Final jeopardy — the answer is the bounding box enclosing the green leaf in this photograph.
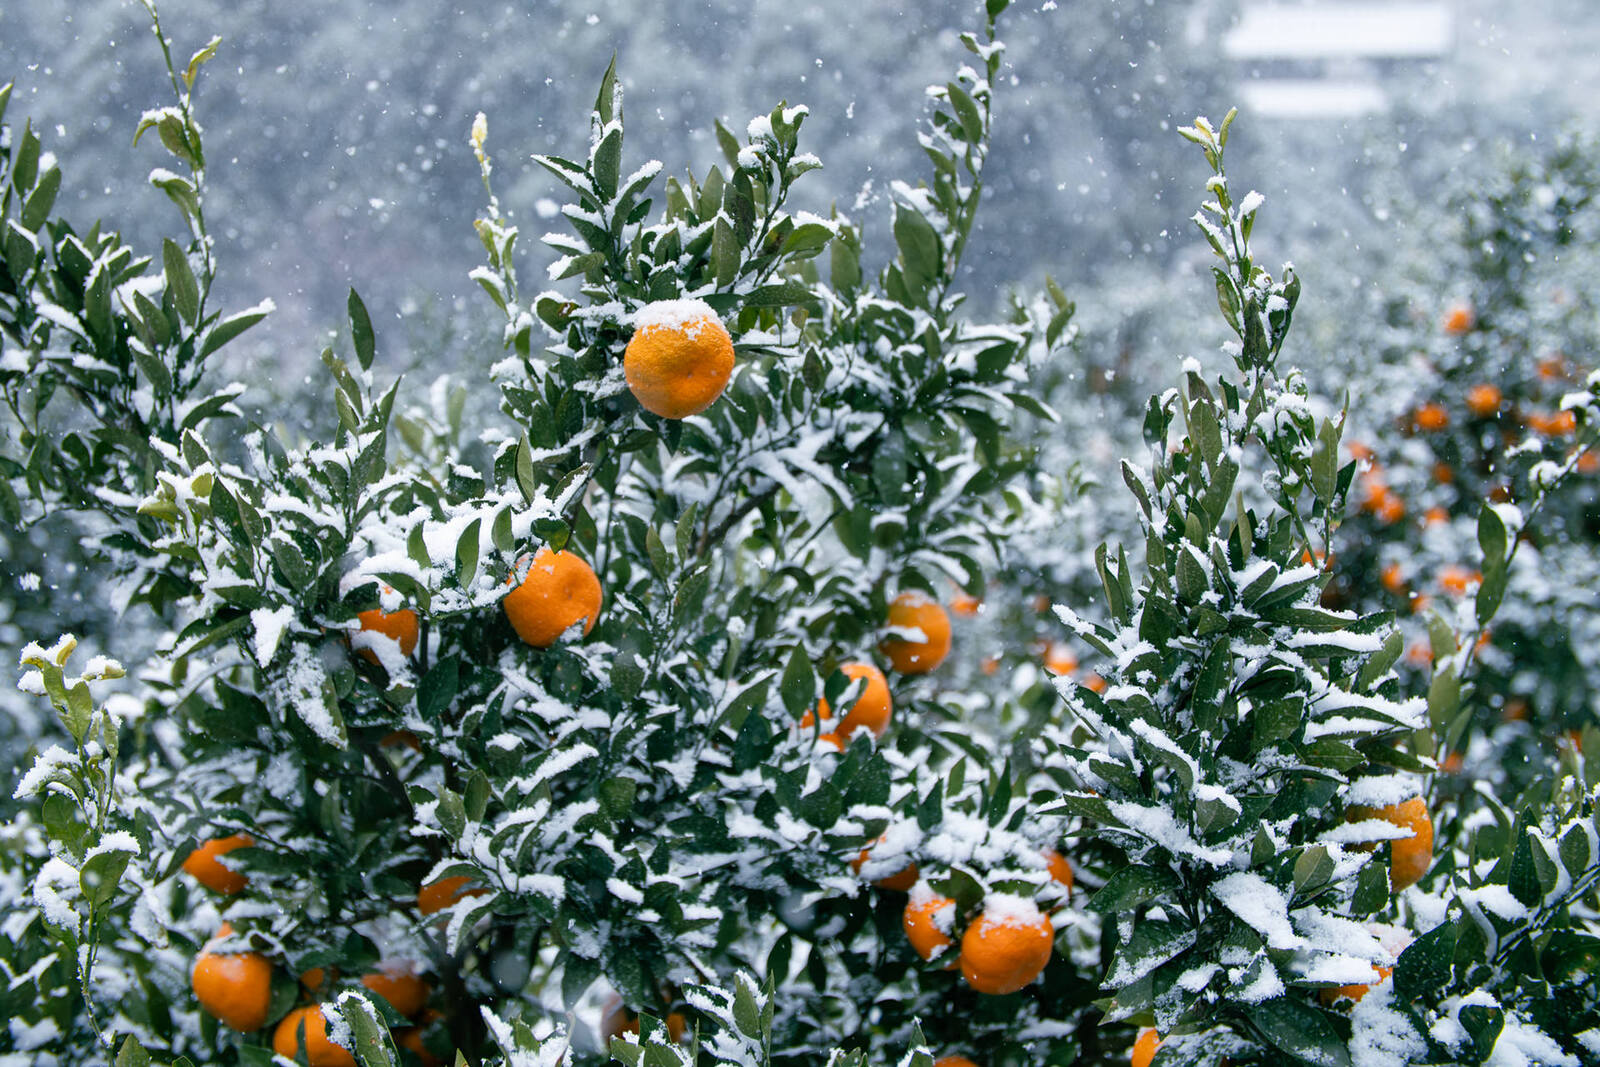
[339,994,400,1067]
[946,82,984,144]
[744,279,813,307]
[593,126,623,200]
[1247,998,1352,1067]
[1086,865,1181,914]
[184,36,223,89]
[780,646,815,721]
[436,786,466,840]
[80,844,132,906]
[733,979,762,1039]
[1506,830,1542,907]
[893,206,941,292]
[456,518,482,586]
[20,165,60,231]
[12,122,39,191]
[115,1035,152,1067]
[1458,1004,1503,1062]
[599,777,636,820]
[1393,920,1457,1003]
[198,304,271,360]
[348,288,376,371]
[1350,857,1391,916]
[418,657,459,722]
[1477,502,1508,567]
[712,217,739,289]
[515,434,538,502]
[162,239,200,325]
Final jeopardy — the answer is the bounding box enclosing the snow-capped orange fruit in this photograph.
[903,890,957,963]
[623,299,735,419]
[958,898,1054,995]
[503,548,602,648]
[182,833,254,895]
[802,662,893,740]
[881,592,951,674]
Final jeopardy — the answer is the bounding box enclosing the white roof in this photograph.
[1238,78,1390,119]
[1225,2,1455,60]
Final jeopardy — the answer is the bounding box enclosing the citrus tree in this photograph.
[0,2,1106,1065]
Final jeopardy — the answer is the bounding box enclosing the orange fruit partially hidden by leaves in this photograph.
[950,591,981,617]
[958,898,1054,995]
[274,1005,357,1067]
[1442,304,1474,334]
[903,890,957,963]
[1466,384,1502,417]
[935,1058,980,1067]
[362,960,431,1017]
[1347,796,1433,891]
[851,834,917,891]
[1438,565,1481,598]
[183,833,254,895]
[881,592,952,674]
[300,966,334,991]
[803,662,893,739]
[395,1019,447,1067]
[1131,1028,1162,1067]
[356,595,419,664]
[600,995,688,1044]
[1528,409,1578,436]
[1044,849,1073,893]
[417,875,487,916]
[1413,403,1450,433]
[1320,965,1393,1006]
[503,548,602,648]
[381,730,422,752]
[1043,643,1078,676]
[623,299,735,419]
[192,925,273,1033]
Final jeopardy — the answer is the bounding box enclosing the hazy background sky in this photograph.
[2,0,1597,380]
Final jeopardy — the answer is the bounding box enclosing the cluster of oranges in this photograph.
[892,850,1071,998]
[183,836,462,1063]
[800,591,952,749]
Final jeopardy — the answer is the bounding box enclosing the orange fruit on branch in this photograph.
[182,833,254,895]
[1442,304,1475,334]
[851,833,917,891]
[958,896,1054,995]
[1346,795,1433,891]
[395,1020,448,1067]
[623,299,735,419]
[1131,1028,1162,1067]
[1413,403,1450,433]
[503,548,602,648]
[417,875,487,916]
[361,960,431,1017]
[1042,643,1078,677]
[274,1005,357,1067]
[903,889,957,963]
[881,592,951,674]
[950,591,981,617]
[1465,383,1502,417]
[1044,849,1073,893]
[192,923,273,1032]
[356,588,419,664]
[803,662,893,740]
[935,1058,980,1067]
[1438,565,1480,598]
[1319,965,1393,1006]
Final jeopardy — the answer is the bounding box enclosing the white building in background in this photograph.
[1223,2,1456,118]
